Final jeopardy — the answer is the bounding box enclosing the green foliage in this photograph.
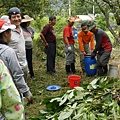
[31,77,120,120]
[95,14,107,31]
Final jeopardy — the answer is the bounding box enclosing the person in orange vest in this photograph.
[78,22,94,72]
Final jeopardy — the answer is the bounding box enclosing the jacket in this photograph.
[0,44,30,96]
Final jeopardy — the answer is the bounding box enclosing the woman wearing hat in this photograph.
[0,19,24,119]
[21,15,35,79]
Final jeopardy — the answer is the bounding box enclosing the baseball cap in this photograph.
[86,20,96,31]
[49,16,56,21]
[1,15,10,23]
[0,20,16,33]
[22,15,34,23]
[68,17,75,23]
[8,7,21,16]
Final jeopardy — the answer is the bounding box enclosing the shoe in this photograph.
[66,72,73,75]
[50,72,57,76]
[46,71,57,76]
[31,76,36,80]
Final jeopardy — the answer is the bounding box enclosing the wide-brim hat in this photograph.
[22,15,34,23]
[0,20,16,33]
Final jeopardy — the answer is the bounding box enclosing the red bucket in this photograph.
[68,75,81,88]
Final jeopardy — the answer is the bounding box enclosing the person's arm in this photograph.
[7,49,33,104]
[90,33,95,53]
[78,32,86,54]
[40,33,48,47]
[0,60,24,120]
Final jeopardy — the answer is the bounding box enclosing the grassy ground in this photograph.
[24,36,120,119]
[24,53,97,119]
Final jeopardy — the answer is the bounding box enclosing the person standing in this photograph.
[8,7,28,81]
[78,22,94,72]
[0,19,33,119]
[40,16,57,76]
[63,17,76,74]
[21,15,35,79]
[88,21,112,76]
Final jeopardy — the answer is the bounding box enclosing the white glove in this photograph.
[68,46,72,52]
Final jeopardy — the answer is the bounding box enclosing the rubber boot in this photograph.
[103,65,108,76]
[97,67,104,76]
[65,65,72,75]
[71,63,76,74]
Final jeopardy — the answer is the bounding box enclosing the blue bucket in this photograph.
[84,55,97,76]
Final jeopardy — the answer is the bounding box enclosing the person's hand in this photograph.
[68,46,72,52]
[26,94,33,106]
[91,52,96,59]
[44,42,48,47]
[82,52,86,55]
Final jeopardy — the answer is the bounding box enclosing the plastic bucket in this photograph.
[68,75,81,88]
[108,62,120,78]
[84,55,97,76]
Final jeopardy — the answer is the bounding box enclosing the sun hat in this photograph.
[1,15,10,23]
[0,20,16,33]
[8,7,21,16]
[68,16,75,23]
[21,15,34,23]
[49,16,56,21]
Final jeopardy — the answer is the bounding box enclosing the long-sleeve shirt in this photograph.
[93,28,112,54]
[0,59,24,120]
[0,44,30,97]
[78,30,94,52]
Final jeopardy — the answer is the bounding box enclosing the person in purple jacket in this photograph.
[87,21,112,76]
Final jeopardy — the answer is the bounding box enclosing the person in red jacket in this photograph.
[63,17,76,74]
[78,22,94,72]
[87,21,112,76]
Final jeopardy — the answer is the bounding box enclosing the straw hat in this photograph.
[22,15,34,23]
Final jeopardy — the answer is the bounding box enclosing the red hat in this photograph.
[0,20,16,33]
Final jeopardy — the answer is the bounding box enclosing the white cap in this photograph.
[0,20,16,33]
[1,15,10,23]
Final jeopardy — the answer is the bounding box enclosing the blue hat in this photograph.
[8,7,21,16]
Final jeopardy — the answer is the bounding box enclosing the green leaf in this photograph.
[89,112,96,120]
[59,95,68,106]
[58,110,73,120]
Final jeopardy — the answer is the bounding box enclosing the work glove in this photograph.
[68,46,72,52]
[91,52,96,59]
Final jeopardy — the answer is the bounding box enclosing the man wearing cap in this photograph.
[8,7,28,81]
[78,22,94,72]
[40,16,57,76]
[88,21,112,76]
[63,17,76,74]
[21,15,35,79]
[7,7,33,109]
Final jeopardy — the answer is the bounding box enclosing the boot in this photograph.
[103,65,108,76]
[97,67,104,76]
[65,65,72,75]
[71,63,76,74]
